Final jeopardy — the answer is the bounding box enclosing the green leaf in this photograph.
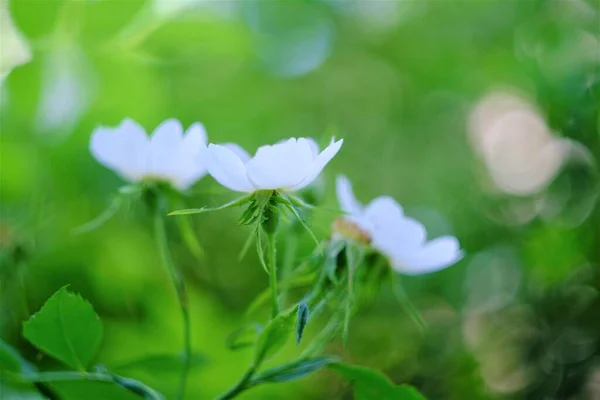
[330,363,427,400]
[251,356,338,385]
[0,338,29,373]
[225,324,262,351]
[325,239,346,284]
[110,352,207,375]
[167,195,252,216]
[296,303,309,345]
[23,287,103,371]
[94,366,166,400]
[253,306,298,365]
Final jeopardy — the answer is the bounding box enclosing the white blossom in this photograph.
[203,137,343,193]
[0,0,31,87]
[90,118,208,190]
[335,175,463,275]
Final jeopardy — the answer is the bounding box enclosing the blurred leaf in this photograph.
[109,352,207,375]
[23,287,103,371]
[251,356,338,385]
[0,379,46,400]
[49,380,142,400]
[0,338,31,373]
[94,366,166,400]
[254,306,298,365]
[296,302,309,345]
[330,363,427,400]
[326,239,346,284]
[245,274,314,317]
[226,324,262,351]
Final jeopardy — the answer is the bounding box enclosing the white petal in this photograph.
[223,143,251,163]
[173,123,209,189]
[371,215,428,264]
[364,196,404,227]
[245,138,313,190]
[90,118,149,182]
[336,175,363,215]
[206,144,254,192]
[391,236,463,275]
[292,138,343,190]
[306,138,319,156]
[183,122,208,149]
[149,119,184,178]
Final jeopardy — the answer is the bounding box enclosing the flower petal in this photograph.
[336,175,363,215]
[173,123,210,189]
[292,138,343,190]
[364,196,404,228]
[246,138,314,190]
[223,143,251,163]
[306,138,319,156]
[90,118,148,182]
[183,122,208,149]
[391,236,463,275]
[149,119,184,178]
[205,144,254,192]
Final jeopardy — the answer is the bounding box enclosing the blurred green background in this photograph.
[1,0,599,399]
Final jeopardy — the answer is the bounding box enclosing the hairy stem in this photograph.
[267,233,279,319]
[154,211,191,400]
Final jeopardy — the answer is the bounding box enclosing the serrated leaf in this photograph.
[330,363,427,400]
[251,356,338,385]
[110,352,207,375]
[23,287,103,371]
[296,303,309,345]
[253,306,298,365]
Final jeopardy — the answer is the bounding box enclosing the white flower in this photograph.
[90,118,208,190]
[203,137,343,193]
[335,175,463,275]
[0,0,31,88]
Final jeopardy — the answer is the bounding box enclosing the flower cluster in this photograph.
[90,117,463,275]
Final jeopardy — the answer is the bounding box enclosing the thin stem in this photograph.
[267,233,279,319]
[19,371,164,400]
[392,274,427,332]
[153,212,191,400]
[279,232,298,306]
[215,365,257,400]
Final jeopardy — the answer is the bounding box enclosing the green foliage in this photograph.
[295,302,309,345]
[0,338,30,373]
[226,324,262,351]
[330,363,427,400]
[253,306,298,365]
[22,287,103,371]
[251,356,338,385]
[110,353,207,376]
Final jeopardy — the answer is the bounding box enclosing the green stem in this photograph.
[153,212,191,400]
[19,371,164,400]
[267,233,279,319]
[215,365,257,400]
[279,233,298,306]
[392,274,427,332]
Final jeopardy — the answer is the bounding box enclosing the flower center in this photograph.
[332,218,371,244]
